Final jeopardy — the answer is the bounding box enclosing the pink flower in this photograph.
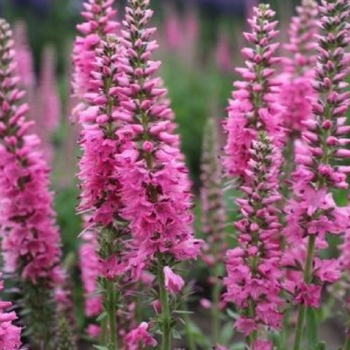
[0,274,21,350]
[72,0,119,99]
[12,21,35,88]
[284,0,350,307]
[253,339,272,350]
[0,19,62,286]
[283,0,318,76]
[234,317,257,336]
[224,133,283,336]
[115,0,201,276]
[87,324,101,338]
[314,258,341,283]
[223,4,282,179]
[124,322,157,350]
[200,298,212,309]
[164,10,182,51]
[163,266,184,294]
[214,32,232,73]
[34,46,61,162]
[278,75,315,138]
[294,283,321,308]
[75,34,132,283]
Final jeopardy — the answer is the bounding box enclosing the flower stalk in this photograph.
[157,258,171,350]
[292,234,316,350]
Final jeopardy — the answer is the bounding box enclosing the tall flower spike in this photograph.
[277,0,318,142]
[321,0,350,338]
[200,116,227,343]
[214,31,233,73]
[35,46,61,162]
[201,116,227,267]
[224,132,283,350]
[0,273,21,350]
[72,0,118,99]
[12,20,35,89]
[78,36,125,231]
[223,6,284,349]
[282,1,350,349]
[284,0,319,76]
[76,33,131,348]
[0,19,63,348]
[116,1,202,348]
[224,4,281,179]
[117,0,201,277]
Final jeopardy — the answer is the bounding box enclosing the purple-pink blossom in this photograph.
[224,5,284,342]
[277,0,318,142]
[115,0,201,276]
[72,0,119,99]
[283,0,350,308]
[0,274,21,350]
[224,4,282,179]
[224,133,283,336]
[163,266,185,294]
[124,322,157,350]
[0,19,62,286]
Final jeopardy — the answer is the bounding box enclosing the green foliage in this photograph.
[20,279,56,349]
[55,315,78,350]
[54,186,81,254]
[159,56,232,185]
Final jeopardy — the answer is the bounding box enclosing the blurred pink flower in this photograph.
[163,266,184,294]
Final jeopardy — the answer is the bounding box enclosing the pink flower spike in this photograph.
[72,0,119,99]
[224,132,283,337]
[0,18,63,287]
[224,3,282,179]
[116,0,202,276]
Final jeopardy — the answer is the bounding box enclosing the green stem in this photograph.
[100,316,107,346]
[157,259,171,350]
[293,304,306,350]
[292,234,316,350]
[211,270,221,344]
[107,279,117,350]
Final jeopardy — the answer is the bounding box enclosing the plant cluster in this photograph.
[0,0,350,350]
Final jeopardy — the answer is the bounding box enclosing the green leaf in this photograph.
[227,308,239,320]
[96,311,108,322]
[270,330,282,350]
[306,307,318,349]
[219,322,234,344]
[173,309,193,315]
[185,321,211,348]
[230,342,245,350]
[93,346,109,350]
[171,328,182,340]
